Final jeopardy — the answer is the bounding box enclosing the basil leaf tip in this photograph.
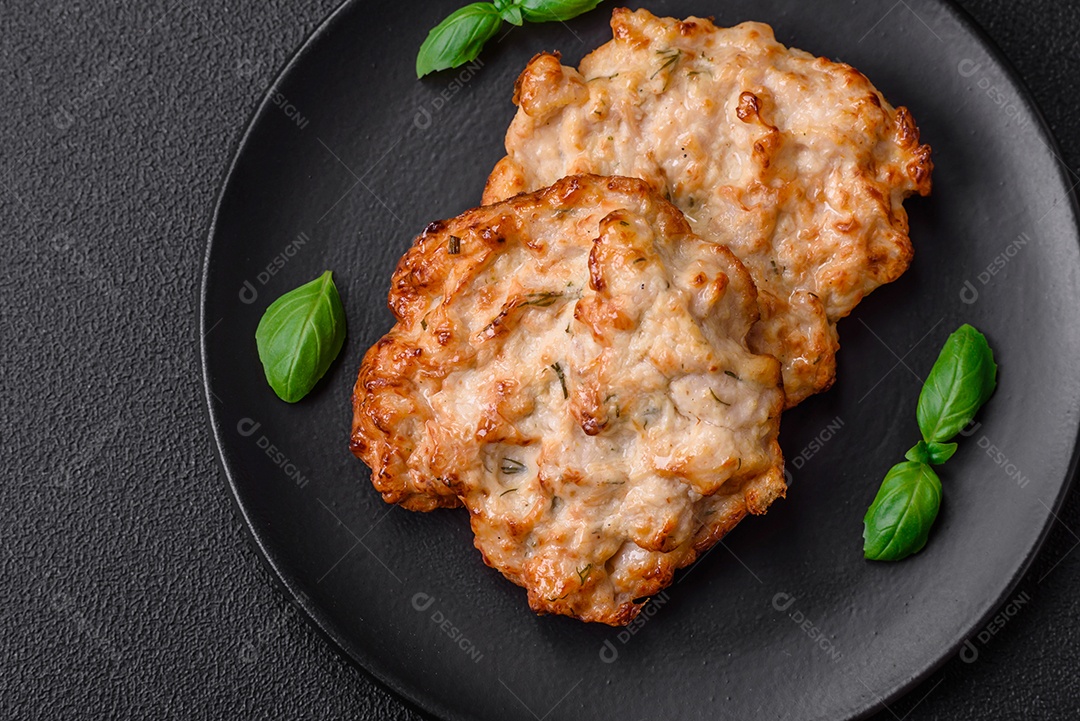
[916,323,997,444]
[255,270,347,403]
[863,461,942,561]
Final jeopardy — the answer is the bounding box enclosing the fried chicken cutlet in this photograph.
[350,175,785,624]
[484,9,932,406]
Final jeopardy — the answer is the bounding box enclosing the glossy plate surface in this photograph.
[202,1,1080,718]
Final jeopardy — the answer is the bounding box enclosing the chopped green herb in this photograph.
[651,49,681,79]
[448,235,461,254]
[709,388,730,406]
[551,362,568,398]
[576,564,593,585]
[500,458,526,474]
[724,370,740,380]
[524,291,562,307]
[500,488,518,496]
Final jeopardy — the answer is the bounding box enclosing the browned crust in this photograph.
[895,106,933,195]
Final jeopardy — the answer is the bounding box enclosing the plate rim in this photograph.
[197,2,458,719]
[199,1,1080,719]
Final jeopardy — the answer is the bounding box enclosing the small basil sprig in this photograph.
[255,270,346,403]
[863,324,997,561]
[416,0,603,77]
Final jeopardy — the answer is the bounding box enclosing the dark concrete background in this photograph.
[2,0,1078,718]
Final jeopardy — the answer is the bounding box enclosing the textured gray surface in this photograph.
[1,0,1078,719]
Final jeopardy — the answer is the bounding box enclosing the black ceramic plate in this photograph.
[201,1,1080,719]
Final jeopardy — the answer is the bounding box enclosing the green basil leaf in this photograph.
[917,324,997,443]
[519,0,603,23]
[494,0,524,25]
[416,3,503,77]
[255,270,346,403]
[863,461,942,561]
[904,441,930,464]
[926,441,957,464]
[905,440,958,465]
[503,6,524,24]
